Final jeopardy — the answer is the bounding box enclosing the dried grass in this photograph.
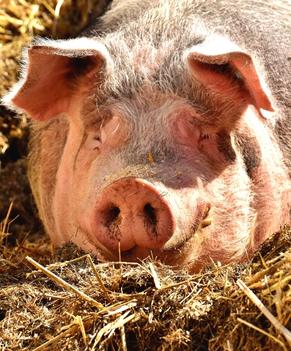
[1,205,290,350]
[0,1,290,350]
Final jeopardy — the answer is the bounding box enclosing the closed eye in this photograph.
[86,133,102,150]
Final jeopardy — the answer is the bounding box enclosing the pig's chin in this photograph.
[120,237,203,268]
[79,226,204,270]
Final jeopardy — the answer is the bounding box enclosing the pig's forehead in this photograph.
[85,70,214,131]
[98,21,206,99]
[107,93,189,118]
[95,48,209,118]
[92,85,209,123]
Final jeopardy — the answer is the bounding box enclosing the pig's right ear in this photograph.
[185,35,274,118]
[2,38,112,120]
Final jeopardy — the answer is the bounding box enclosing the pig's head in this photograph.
[3,33,289,271]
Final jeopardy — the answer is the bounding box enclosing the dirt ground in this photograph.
[0,1,290,350]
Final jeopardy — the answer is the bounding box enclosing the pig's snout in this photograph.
[93,178,175,252]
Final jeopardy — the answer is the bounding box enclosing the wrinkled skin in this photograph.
[3,0,291,271]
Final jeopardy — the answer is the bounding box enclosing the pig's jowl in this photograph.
[3,0,291,271]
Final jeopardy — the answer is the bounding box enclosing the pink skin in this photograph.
[49,96,287,270]
[3,38,290,271]
[85,176,210,253]
[51,100,211,260]
[92,177,175,251]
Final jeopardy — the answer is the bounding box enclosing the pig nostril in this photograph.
[144,203,157,225]
[104,206,120,226]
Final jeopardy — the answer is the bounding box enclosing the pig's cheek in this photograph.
[71,149,99,209]
[52,127,85,243]
[70,146,114,237]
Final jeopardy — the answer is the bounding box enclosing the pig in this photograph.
[2,0,291,271]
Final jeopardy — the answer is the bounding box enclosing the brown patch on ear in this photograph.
[67,56,105,81]
[67,56,97,77]
[187,35,274,114]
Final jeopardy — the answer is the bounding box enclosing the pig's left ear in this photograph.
[186,35,274,117]
[2,38,112,120]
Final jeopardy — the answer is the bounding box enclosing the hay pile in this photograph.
[0,220,290,350]
[0,1,290,350]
